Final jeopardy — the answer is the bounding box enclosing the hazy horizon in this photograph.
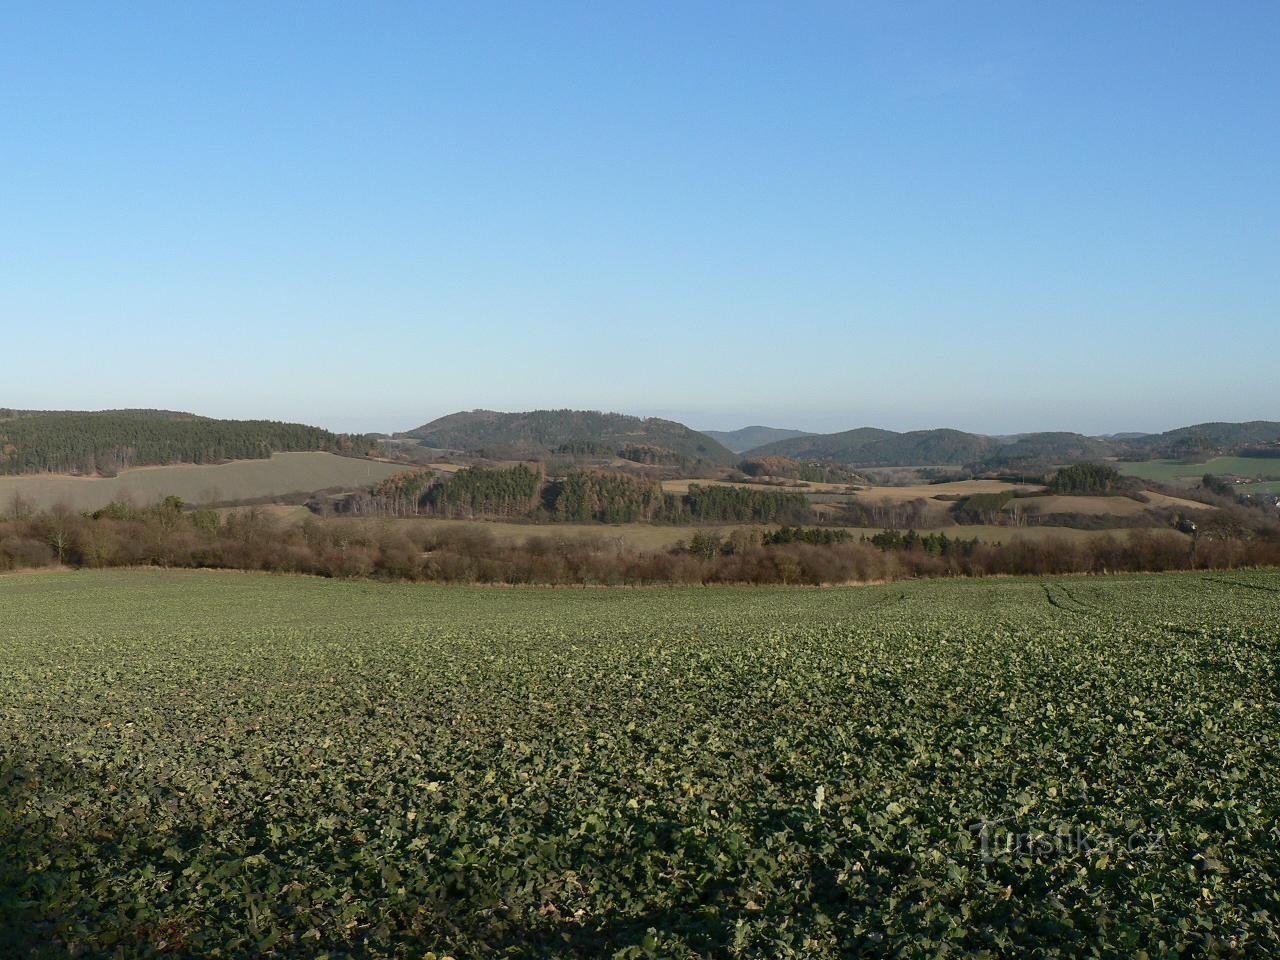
[5,397,1274,441]
[5,4,1276,435]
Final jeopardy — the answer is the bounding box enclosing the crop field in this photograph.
[0,453,405,511]
[1117,456,1280,484]
[1004,493,1213,518]
[2,570,1278,958]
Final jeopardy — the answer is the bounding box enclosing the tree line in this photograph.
[328,466,815,525]
[1047,463,1130,495]
[4,499,1279,585]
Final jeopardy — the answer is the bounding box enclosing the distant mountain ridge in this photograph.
[701,425,812,453]
[12,406,1278,479]
[745,420,1280,468]
[399,410,1280,470]
[397,409,737,465]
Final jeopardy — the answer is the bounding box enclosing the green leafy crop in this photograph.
[1,570,1277,958]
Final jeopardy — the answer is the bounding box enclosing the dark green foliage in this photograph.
[367,470,437,516]
[738,456,862,484]
[1047,463,1125,494]
[399,409,737,464]
[332,466,546,519]
[554,439,611,456]
[755,421,1280,471]
[1134,421,1280,458]
[954,491,1015,523]
[334,471,816,526]
[763,525,854,545]
[980,433,1120,470]
[750,427,1000,467]
[547,475,812,525]
[616,444,688,467]
[550,471,672,523]
[1202,474,1234,496]
[423,465,544,518]
[686,529,724,560]
[868,528,983,556]
[0,409,376,476]
[682,483,812,523]
[3,571,1279,957]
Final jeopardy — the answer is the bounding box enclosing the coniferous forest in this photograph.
[333,466,814,525]
[0,409,377,476]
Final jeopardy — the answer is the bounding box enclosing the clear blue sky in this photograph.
[4,2,1276,435]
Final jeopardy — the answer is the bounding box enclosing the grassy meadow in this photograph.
[1117,456,1280,484]
[1,569,1277,957]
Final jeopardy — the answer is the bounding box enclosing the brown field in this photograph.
[659,477,1038,500]
[660,478,819,494]
[212,504,315,523]
[853,480,1043,502]
[1140,491,1217,511]
[1006,493,1215,518]
[0,453,405,511]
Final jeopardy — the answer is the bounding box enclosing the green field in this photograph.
[3,570,1277,957]
[0,452,404,511]
[1243,480,1280,494]
[1117,456,1280,483]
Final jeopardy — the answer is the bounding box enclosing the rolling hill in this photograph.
[980,432,1120,469]
[746,427,1001,467]
[397,409,737,465]
[745,427,1139,470]
[1132,421,1280,458]
[701,425,812,453]
[0,409,378,477]
[744,423,1280,470]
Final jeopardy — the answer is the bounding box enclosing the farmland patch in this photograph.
[1,570,1277,957]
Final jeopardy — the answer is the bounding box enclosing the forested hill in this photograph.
[397,409,737,465]
[747,427,1002,467]
[701,425,812,453]
[0,409,377,476]
[979,432,1120,469]
[746,420,1280,467]
[1130,421,1280,457]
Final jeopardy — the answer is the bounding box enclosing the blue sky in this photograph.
[3,2,1276,435]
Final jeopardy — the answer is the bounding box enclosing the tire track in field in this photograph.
[1041,582,1097,617]
[1203,577,1280,595]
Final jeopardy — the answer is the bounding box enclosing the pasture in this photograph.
[3,569,1276,957]
[1117,456,1280,484]
[0,452,405,511]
